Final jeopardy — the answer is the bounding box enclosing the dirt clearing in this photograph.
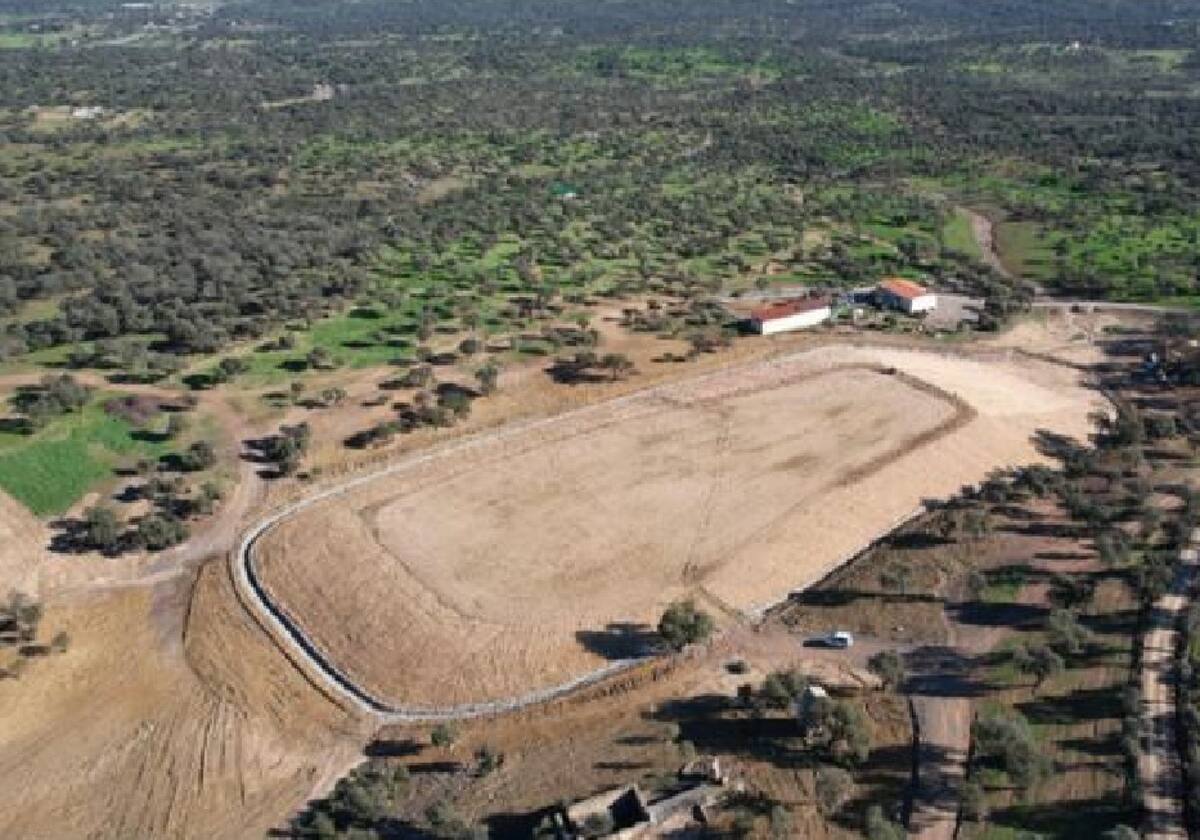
[254,344,1101,708]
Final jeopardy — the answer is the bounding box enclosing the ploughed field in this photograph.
[255,345,1098,707]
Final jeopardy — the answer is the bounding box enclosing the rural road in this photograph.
[962,207,1017,283]
[1031,300,1187,315]
[1138,527,1199,840]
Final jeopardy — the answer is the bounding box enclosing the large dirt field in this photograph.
[0,564,369,840]
[255,344,1102,707]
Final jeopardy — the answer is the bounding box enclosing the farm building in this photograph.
[748,297,832,335]
[877,278,937,314]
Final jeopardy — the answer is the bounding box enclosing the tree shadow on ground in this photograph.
[791,588,942,608]
[887,531,954,550]
[363,738,423,758]
[1017,686,1123,726]
[613,733,661,746]
[486,809,556,840]
[1082,608,1140,637]
[1057,731,1123,759]
[1035,549,1093,562]
[645,694,816,770]
[986,795,1135,837]
[903,645,993,698]
[407,760,463,775]
[434,382,479,400]
[0,416,32,435]
[947,599,1047,632]
[576,622,660,660]
[999,519,1086,539]
[594,759,653,771]
[545,360,608,385]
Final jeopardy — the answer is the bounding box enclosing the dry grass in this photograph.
[0,565,368,840]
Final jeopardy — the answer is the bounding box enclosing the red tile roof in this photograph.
[750,296,832,322]
[878,277,929,299]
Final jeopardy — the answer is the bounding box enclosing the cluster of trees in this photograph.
[548,351,636,384]
[8,374,90,431]
[345,387,475,449]
[255,423,312,477]
[1181,602,1200,830]
[752,667,872,767]
[65,339,186,384]
[948,341,1200,823]
[78,501,194,555]
[969,711,1051,792]
[4,0,1195,373]
[287,760,412,839]
[347,356,499,451]
[0,591,68,680]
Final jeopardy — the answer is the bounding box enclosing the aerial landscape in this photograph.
[1,0,1200,838]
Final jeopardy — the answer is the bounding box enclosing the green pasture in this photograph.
[994,221,1054,280]
[0,396,176,516]
[940,208,983,259]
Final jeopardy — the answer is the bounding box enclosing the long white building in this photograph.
[749,297,833,335]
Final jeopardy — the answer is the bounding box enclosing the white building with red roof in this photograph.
[877,277,937,314]
[748,296,832,335]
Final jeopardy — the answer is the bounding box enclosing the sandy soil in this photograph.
[255,344,1101,708]
[988,307,1156,367]
[0,564,369,840]
[0,489,50,595]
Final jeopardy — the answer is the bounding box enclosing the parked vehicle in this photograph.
[824,630,855,649]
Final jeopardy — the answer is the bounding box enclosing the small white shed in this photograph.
[877,278,937,314]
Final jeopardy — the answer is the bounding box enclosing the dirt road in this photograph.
[1138,527,1199,839]
[963,207,1016,282]
[909,685,971,839]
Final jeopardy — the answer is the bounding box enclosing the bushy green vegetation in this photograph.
[6,0,1196,380]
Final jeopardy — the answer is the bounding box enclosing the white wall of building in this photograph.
[907,293,938,313]
[753,306,831,335]
[880,291,938,314]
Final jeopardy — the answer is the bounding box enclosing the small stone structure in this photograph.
[553,758,737,838]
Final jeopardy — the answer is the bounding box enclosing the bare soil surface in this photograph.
[0,489,49,594]
[254,343,1100,708]
[0,563,369,840]
[964,207,1018,282]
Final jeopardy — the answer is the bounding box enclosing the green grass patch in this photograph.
[0,397,175,516]
[941,208,984,259]
[994,220,1056,280]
